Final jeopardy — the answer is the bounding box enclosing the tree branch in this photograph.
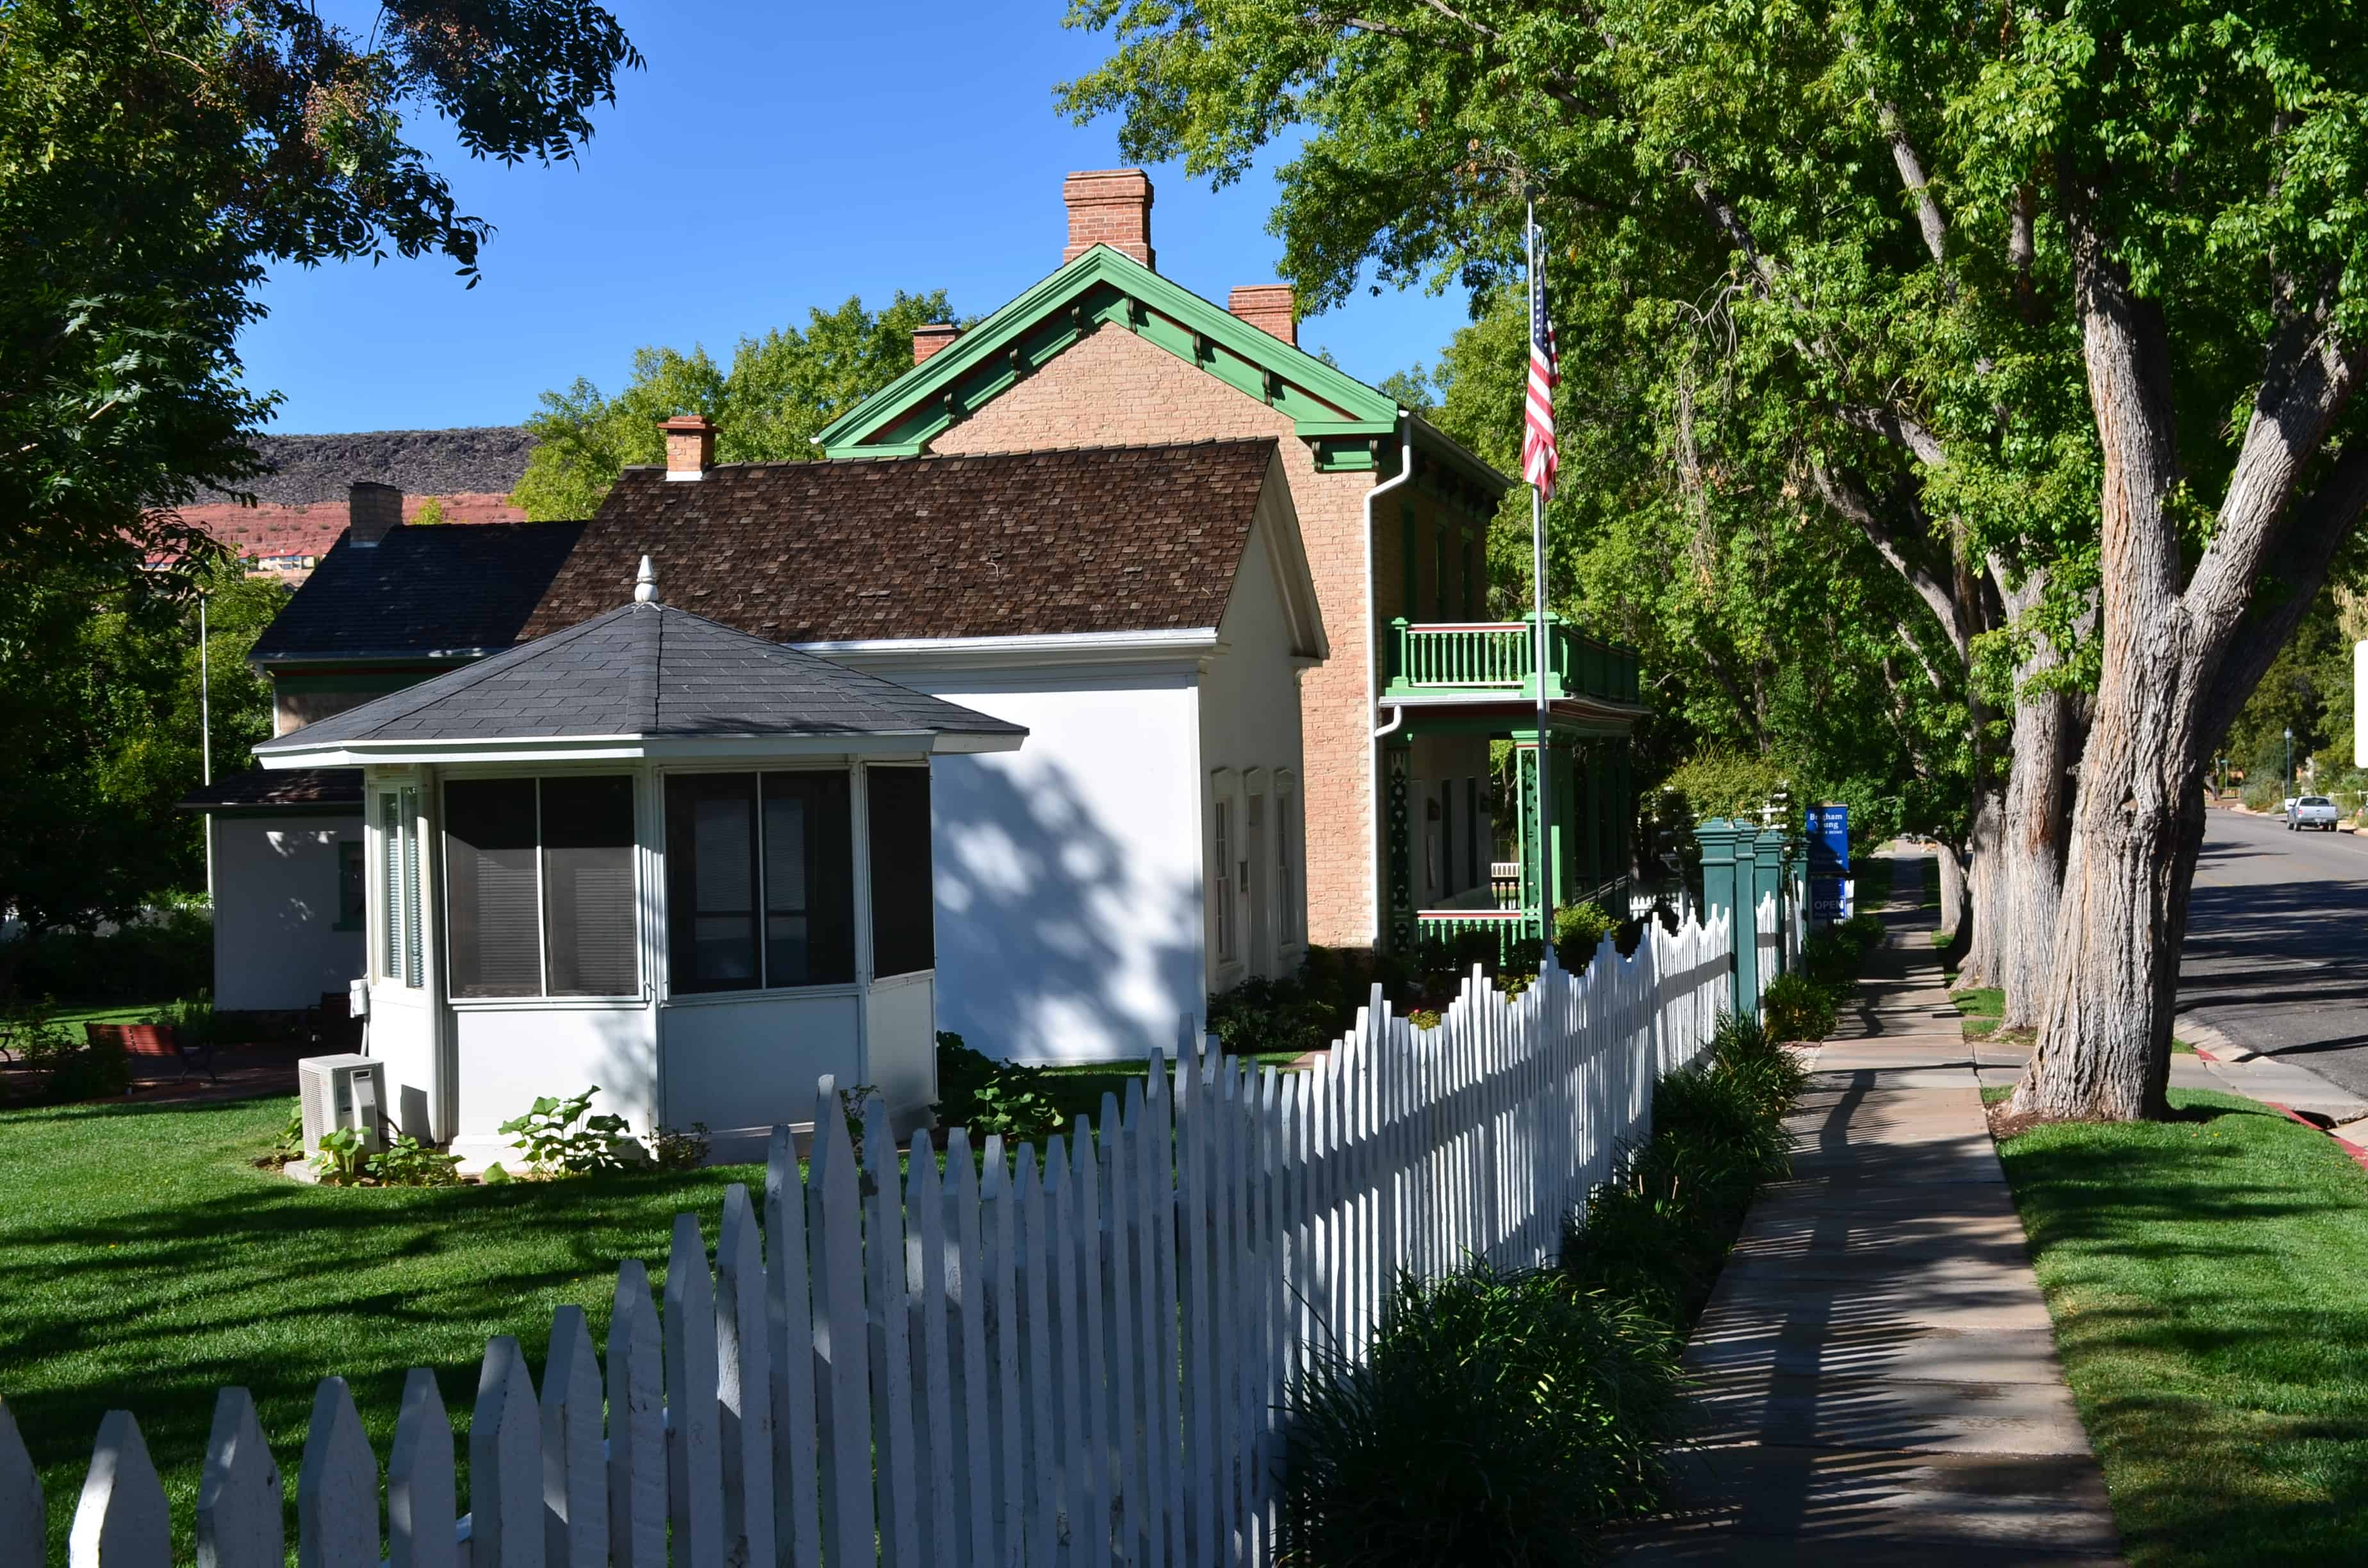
[2202,443,2368,744]
[1877,101,1947,267]
[1839,404,1948,468]
[1807,460,1970,661]
[2186,288,2364,633]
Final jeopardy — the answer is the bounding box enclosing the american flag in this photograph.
[1523,229,1559,499]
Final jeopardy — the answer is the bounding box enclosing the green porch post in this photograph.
[1514,731,1547,945]
[1385,737,1414,952]
[1697,817,1755,1018]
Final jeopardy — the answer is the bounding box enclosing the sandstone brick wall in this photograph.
[929,324,1388,948]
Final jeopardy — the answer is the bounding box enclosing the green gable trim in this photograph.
[820,245,1403,453]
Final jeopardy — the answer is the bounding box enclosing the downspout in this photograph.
[1365,411,1417,947]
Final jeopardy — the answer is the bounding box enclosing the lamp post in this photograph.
[2286,726,2294,800]
[199,592,213,907]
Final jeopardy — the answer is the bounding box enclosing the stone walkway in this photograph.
[1618,856,2124,1565]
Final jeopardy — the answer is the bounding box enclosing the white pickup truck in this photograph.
[2287,795,2341,831]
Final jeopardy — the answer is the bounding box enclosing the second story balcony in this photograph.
[1382,615,1643,708]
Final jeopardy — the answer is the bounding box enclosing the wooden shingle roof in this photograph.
[520,439,1281,644]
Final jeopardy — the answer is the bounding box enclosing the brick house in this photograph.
[190,168,1645,1081]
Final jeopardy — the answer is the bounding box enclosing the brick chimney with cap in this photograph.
[348,481,402,547]
[1062,169,1155,270]
[1228,285,1297,347]
[661,414,716,480]
[912,323,960,364]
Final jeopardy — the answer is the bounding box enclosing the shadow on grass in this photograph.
[1995,1091,2368,1566]
[1,1092,762,1558]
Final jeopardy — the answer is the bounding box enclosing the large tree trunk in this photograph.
[2012,176,2367,1122]
[1934,835,1964,935]
[1953,784,2004,988]
[1994,609,2080,1031]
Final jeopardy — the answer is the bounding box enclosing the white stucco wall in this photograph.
[210,815,366,1011]
[904,666,1208,1065]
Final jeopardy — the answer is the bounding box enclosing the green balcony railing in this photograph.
[1384,616,1641,705]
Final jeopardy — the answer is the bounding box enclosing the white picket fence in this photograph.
[2,915,1734,1568]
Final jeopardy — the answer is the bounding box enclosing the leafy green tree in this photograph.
[511,291,961,519]
[0,562,286,958]
[1,0,634,965]
[1065,0,2368,1120]
[1,0,640,612]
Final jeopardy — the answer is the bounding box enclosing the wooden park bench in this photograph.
[85,1022,218,1086]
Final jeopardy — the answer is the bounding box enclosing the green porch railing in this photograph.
[1385,616,1641,705]
[1413,910,1538,968]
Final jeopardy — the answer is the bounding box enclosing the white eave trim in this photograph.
[256,728,1025,769]
[794,626,1222,672]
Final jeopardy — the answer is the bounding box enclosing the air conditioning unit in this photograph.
[298,1054,386,1155]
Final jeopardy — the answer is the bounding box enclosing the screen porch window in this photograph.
[444,776,638,999]
[867,767,933,979]
[379,787,422,986]
[665,771,854,993]
[1214,799,1237,962]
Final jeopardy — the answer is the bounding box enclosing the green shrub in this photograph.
[311,1126,372,1185]
[4,1002,131,1104]
[151,992,224,1050]
[932,1033,1063,1143]
[1761,972,1838,1042]
[1208,973,1340,1057]
[498,1087,636,1175]
[1840,910,1889,952]
[370,1132,464,1187]
[1552,901,1618,972]
[648,1122,711,1171]
[0,905,213,1005]
[1279,1265,1683,1567]
[1563,1012,1804,1327]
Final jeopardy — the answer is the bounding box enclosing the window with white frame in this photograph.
[664,771,855,993]
[444,776,639,999]
[1213,797,1238,963]
[378,786,422,986]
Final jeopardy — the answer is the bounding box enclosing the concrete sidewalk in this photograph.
[1616,858,2123,1565]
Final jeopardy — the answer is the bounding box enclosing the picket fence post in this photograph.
[69,1410,169,1568]
[192,1389,277,1568]
[0,1398,42,1568]
[387,1369,456,1568]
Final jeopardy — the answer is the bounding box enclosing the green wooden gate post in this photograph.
[1697,817,1755,1018]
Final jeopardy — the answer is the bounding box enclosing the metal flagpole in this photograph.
[1529,200,1555,947]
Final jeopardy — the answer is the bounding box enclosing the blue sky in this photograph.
[243,1,1477,434]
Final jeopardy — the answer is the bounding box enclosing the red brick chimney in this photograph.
[1228,285,1297,346]
[1063,169,1156,270]
[660,414,716,481]
[348,481,402,547]
[912,323,960,364]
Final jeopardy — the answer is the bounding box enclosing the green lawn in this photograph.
[1992,1089,2368,1564]
[1,1052,1285,1555]
[0,1093,772,1558]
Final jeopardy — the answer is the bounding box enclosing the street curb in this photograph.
[2257,1098,2368,1176]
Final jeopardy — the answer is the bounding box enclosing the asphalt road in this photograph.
[2180,805,2368,1098]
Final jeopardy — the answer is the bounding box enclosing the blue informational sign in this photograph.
[1807,804,1851,922]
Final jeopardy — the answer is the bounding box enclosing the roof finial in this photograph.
[633,554,658,604]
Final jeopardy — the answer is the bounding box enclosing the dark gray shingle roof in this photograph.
[254,600,1025,752]
[251,522,585,663]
